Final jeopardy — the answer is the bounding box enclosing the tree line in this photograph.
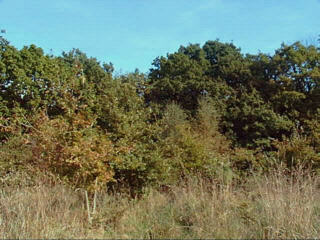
[0,37,319,193]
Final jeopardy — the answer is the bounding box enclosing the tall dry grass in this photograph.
[1,168,320,238]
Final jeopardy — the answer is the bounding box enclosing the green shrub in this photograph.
[273,130,320,170]
[158,100,234,185]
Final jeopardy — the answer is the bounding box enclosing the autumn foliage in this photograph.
[0,37,319,193]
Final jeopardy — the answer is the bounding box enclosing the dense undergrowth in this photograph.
[0,36,319,237]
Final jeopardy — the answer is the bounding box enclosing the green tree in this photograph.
[268,42,320,120]
[203,40,252,88]
[223,88,293,148]
[147,45,210,111]
[147,43,233,114]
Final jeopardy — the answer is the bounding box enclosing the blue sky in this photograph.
[0,0,319,73]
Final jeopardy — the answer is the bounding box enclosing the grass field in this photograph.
[1,168,320,239]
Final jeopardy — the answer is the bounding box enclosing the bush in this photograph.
[273,130,320,171]
[158,100,234,185]
[0,110,117,193]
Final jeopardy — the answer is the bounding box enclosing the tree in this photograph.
[147,47,210,111]
[147,43,234,113]
[203,40,251,88]
[222,88,293,148]
[267,42,320,120]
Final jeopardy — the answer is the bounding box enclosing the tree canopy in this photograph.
[0,37,319,193]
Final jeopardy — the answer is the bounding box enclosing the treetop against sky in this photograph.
[0,0,319,73]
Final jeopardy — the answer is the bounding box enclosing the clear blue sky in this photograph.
[1,0,319,73]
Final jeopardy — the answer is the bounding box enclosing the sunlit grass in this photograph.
[1,168,320,238]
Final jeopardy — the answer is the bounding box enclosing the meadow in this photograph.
[1,167,319,239]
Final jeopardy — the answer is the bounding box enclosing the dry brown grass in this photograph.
[1,169,320,238]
